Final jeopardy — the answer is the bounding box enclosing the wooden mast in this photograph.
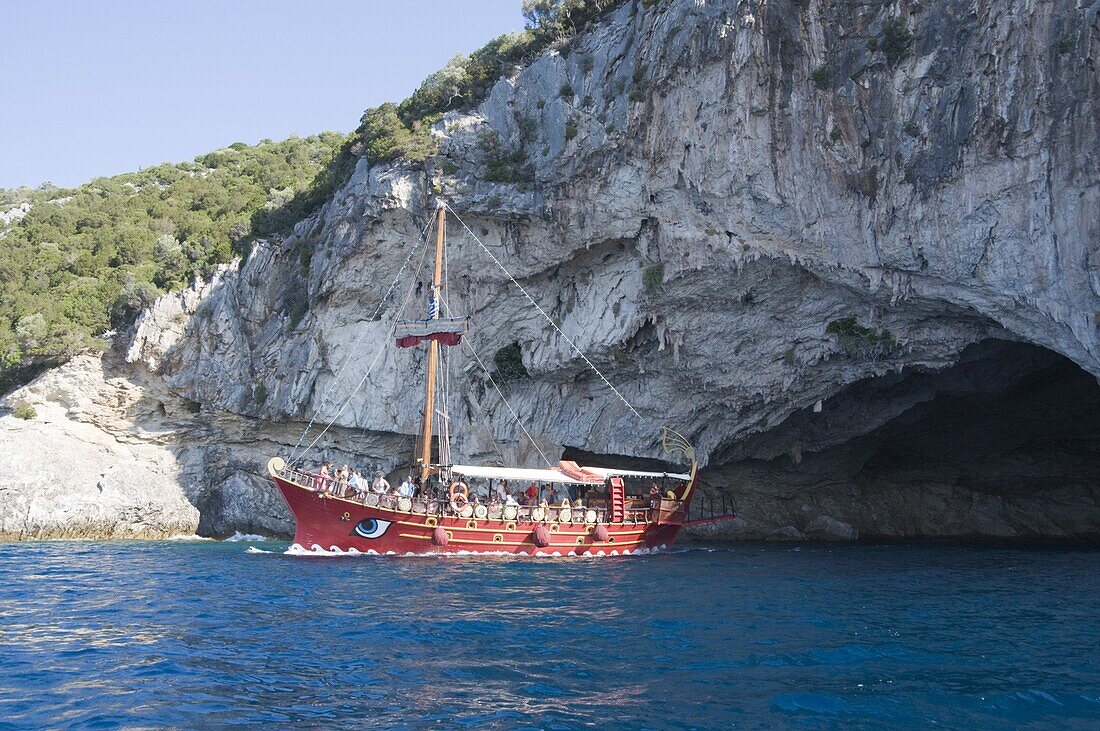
[418,203,446,481]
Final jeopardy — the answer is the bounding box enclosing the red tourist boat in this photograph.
[268,203,699,556]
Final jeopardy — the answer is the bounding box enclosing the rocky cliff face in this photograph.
[4,0,1098,540]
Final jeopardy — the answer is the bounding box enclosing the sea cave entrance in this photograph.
[705,340,1100,540]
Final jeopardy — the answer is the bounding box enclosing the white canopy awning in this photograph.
[583,467,692,481]
[450,464,692,484]
[451,464,589,485]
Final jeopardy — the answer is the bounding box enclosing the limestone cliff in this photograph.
[3,0,1098,540]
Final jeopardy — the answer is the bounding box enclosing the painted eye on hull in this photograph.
[352,518,392,539]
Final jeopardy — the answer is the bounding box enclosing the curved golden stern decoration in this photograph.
[660,427,698,503]
[268,456,286,477]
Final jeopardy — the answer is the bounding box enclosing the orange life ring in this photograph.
[449,481,469,498]
[449,491,469,514]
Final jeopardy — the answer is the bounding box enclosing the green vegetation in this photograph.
[0,133,349,392]
[811,64,830,90]
[880,18,913,66]
[830,126,842,142]
[826,317,898,361]
[357,104,438,164]
[12,402,36,420]
[628,89,646,103]
[492,342,529,382]
[642,263,665,292]
[253,383,267,405]
[560,82,575,98]
[1054,36,1073,54]
[522,1,628,45]
[565,123,578,141]
[479,129,534,186]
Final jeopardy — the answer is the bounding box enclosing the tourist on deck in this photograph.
[349,470,368,497]
[336,465,349,495]
[648,482,661,506]
[494,481,509,504]
[541,485,554,504]
[371,472,390,494]
[504,492,519,506]
[316,461,334,495]
[524,482,539,505]
[398,475,416,498]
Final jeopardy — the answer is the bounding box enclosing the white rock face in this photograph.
[0,355,199,539]
[4,0,1099,540]
[0,202,31,228]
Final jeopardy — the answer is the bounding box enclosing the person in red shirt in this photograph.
[524,482,539,505]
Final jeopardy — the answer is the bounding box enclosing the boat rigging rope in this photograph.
[439,293,554,469]
[288,214,435,466]
[443,202,645,424]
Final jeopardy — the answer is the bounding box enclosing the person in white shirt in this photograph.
[371,472,390,494]
[398,475,416,497]
[348,470,368,496]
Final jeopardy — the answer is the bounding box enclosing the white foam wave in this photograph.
[279,543,663,559]
[225,532,268,542]
[167,534,213,541]
[245,546,273,554]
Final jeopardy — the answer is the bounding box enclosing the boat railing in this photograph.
[685,492,737,522]
[280,467,673,525]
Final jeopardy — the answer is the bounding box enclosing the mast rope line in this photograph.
[288,214,436,466]
[291,336,390,465]
[439,293,554,469]
[351,239,431,459]
[443,202,645,424]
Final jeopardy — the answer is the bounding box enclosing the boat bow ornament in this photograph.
[268,202,700,556]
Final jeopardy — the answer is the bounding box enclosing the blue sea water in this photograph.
[0,541,1097,730]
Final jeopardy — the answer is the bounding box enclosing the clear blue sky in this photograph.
[0,0,525,189]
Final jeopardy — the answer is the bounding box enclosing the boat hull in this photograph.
[272,476,684,556]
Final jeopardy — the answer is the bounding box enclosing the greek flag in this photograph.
[428,297,438,319]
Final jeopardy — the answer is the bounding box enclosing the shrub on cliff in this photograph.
[12,402,36,420]
[826,317,898,362]
[878,19,913,66]
[358,104,439,164]
[642,263,664,292]
[492,343,529,382]
[479,129,533,185]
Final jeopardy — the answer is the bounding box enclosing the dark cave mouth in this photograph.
[703,339,1100,539]
[788,340,1100,495]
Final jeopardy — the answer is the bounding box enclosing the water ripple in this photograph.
[0,541,1097,729]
